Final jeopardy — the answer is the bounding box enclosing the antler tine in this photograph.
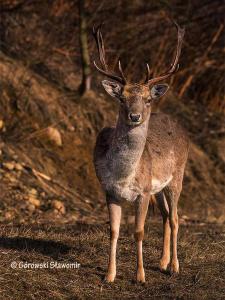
[147,22,185,86]
[144,63,151,83]
[118,60,126,84]
[162,21,184,74]
[98,29,107,68]
[93,24,107,68]
[93,24,126,85]
[93,61,126,84]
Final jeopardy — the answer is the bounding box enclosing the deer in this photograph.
[93,22,189,283]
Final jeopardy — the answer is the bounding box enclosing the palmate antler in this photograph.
[92,24,126,85]
[93,21,185,86]
[144,21,185,85]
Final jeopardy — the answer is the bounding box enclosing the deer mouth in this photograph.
[127,119,143,126]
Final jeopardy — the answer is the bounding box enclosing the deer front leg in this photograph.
[156,192,171,271]
[106,199,121,283]
[164,183,181,275]
[135,195,149,283]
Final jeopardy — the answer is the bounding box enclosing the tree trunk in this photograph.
[78,0,91,95]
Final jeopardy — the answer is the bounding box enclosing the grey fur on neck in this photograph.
[107,113,149,180]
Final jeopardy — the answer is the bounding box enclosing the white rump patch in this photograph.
[150,176,173,195]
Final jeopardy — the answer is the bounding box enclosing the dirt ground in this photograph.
[0,220,224,300]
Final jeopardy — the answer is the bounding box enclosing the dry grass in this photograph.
[0,221,224,299]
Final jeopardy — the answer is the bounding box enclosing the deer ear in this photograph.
[150,84,169,99]
[102,80,123,98]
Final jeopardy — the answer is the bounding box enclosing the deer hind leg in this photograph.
[106,199,122,283]
[164,176,183,275]
[156,191,171,271]
[134,195,149,283]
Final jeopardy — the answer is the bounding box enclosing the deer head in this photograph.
[93,22,185,126]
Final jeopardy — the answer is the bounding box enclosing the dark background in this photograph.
[0,1,224,299]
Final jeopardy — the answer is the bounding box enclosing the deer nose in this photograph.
[129,113,141,123]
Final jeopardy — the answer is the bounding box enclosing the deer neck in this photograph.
[108,112,149,179]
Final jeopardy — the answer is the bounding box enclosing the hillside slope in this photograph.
[0,53,224,224]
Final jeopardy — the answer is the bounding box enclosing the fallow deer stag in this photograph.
[93,22,189,283]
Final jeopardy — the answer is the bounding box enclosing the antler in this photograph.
[93,24,126,85]
[144,63,152,83]
[146,21,185,85]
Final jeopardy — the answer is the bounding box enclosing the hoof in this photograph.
[136,269,145,283]
[159,258,170,272]
[170,260,179,275]
[105,273,116,283]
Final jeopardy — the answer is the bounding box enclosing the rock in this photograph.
[40,192,46,198]
[45,127,62,147]
[27,204,36,212]
[0,120,4,130]
[28,196,41,208]
[68,125,75,132]
[5,211,13,220]
[9,176,17,183]
[4,173,17,183]
[15,171,22,178]
[28,188,38,196]
[2,162,15,171]
[12,154,18,160]
[14,163,23,171]
[51,200,65,214]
